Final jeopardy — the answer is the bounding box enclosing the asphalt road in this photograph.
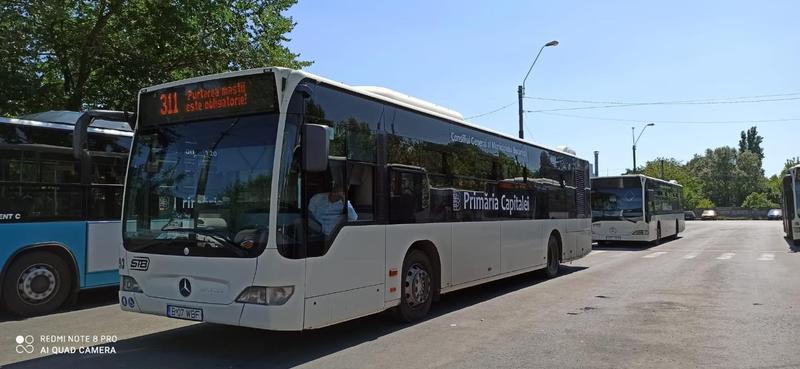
[2,220,799,369]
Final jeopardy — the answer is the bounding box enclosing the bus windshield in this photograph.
[123,114,277,257]
[591,187,643,222]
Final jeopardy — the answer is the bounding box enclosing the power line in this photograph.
[527,91,800,105]
[464,91,800,121]
[464,102,515,120]
[532,111,800,125]
[526,96,800,113]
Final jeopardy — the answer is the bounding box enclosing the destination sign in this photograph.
[139,73,277,125]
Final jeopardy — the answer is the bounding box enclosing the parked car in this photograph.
[701,209,718,220]
[767,208,783,220]
[684,210,697,220]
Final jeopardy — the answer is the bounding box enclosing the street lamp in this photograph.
[518,40,559,139]
[631,123,655,173]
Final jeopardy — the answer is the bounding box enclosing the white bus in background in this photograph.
[118,67,592,331]
[591,175,685,244]
[780,165,800,244]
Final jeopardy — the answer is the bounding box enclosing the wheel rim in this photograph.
[16,264,58,305]
[404,262,430,308]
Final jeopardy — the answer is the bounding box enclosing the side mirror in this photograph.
[303,124,329,172]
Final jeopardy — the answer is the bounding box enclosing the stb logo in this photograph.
[179,278,192,297]
[15,335,34,354]
[452,192,462,212]
[130,257,150,271]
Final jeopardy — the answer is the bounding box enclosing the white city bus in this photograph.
[591,175,685,244]
[781,165,800,244]
[118,67,592,330]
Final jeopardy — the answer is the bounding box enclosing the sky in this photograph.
[285,0,799,176]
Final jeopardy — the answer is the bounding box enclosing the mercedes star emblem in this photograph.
[179,278,192,297]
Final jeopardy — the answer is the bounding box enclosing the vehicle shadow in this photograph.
[6,266,587,369]
[0,287,119,323]
[593,236,682,251]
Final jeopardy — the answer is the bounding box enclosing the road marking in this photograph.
[757,253,775,261]
[683,253,699,259]
[589,250,607,256]
[643,252,667,258]
[716,253,735,260]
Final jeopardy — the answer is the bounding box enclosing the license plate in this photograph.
[166,305,203,321]
[606,235,621,240]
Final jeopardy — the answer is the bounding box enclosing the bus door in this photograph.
[302,156,385,328]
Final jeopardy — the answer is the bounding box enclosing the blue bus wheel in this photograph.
[2,251,73,317]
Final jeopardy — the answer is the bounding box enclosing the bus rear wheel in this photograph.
[394,250,433,323]
[2,251,72,316]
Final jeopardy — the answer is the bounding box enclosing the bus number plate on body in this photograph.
[606,236,621,240]
[166,305,203,321]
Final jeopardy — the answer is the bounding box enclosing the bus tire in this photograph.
[674,219,680,238]
[394,249,433,323]
[1,251,73,317]
[544,234,561,279]
[654,223,662,245]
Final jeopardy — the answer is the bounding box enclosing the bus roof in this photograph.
[139,67,586,162]
[2,111,133,138]
[592,174,683,187]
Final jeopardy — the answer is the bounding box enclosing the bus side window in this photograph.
[347,162,374,222]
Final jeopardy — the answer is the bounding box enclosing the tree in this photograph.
[639,157,707,209]
[1,0,311,115]
[741,192,777,209]
[738,126,764,162]
[766,157,800,204]
[696,198,715,209]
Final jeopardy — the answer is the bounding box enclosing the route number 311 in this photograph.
[160,92,179,116]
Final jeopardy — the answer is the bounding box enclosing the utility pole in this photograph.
[517,86,524,139]
[518,40,558,139]
[631,123,655,173]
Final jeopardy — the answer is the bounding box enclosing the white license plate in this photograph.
[606,236,621,240]
[166,305,203,321]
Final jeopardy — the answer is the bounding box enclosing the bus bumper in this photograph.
[118,291,303,330]
[592,234,651,242]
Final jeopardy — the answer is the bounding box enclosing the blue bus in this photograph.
[0,110,133,316]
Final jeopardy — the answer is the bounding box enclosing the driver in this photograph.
[308,181,358,236]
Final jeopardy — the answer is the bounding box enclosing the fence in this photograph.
[692,207,778,220]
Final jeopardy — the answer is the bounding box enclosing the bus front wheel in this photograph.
[544,234,561,279]
[1,251,73,316]
[394,250,433,323]
[653,223,662,245]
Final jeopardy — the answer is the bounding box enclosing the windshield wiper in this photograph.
[160,227,247,257]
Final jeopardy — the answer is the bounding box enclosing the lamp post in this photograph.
[632,123,655,173]
[518,40,558,139]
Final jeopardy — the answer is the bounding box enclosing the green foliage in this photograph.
[640,157,705,209]
[780,157,800,175]
[0,0,311,115]
[738,126,764,161]
[740,192,777,209]
[695,198,715,209]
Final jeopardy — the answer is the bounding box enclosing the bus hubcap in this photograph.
[405,263,430,308]
[17,264,57,304]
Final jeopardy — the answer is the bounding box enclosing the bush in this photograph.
[741,192,778,209]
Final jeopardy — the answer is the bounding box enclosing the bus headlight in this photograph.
[236,286,294,306]
[632,230,649,235]
[121,276,143,293]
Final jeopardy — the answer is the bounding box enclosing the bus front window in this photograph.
[591,188,644,222]
[795,172,800,216]
[123,114,278,257]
